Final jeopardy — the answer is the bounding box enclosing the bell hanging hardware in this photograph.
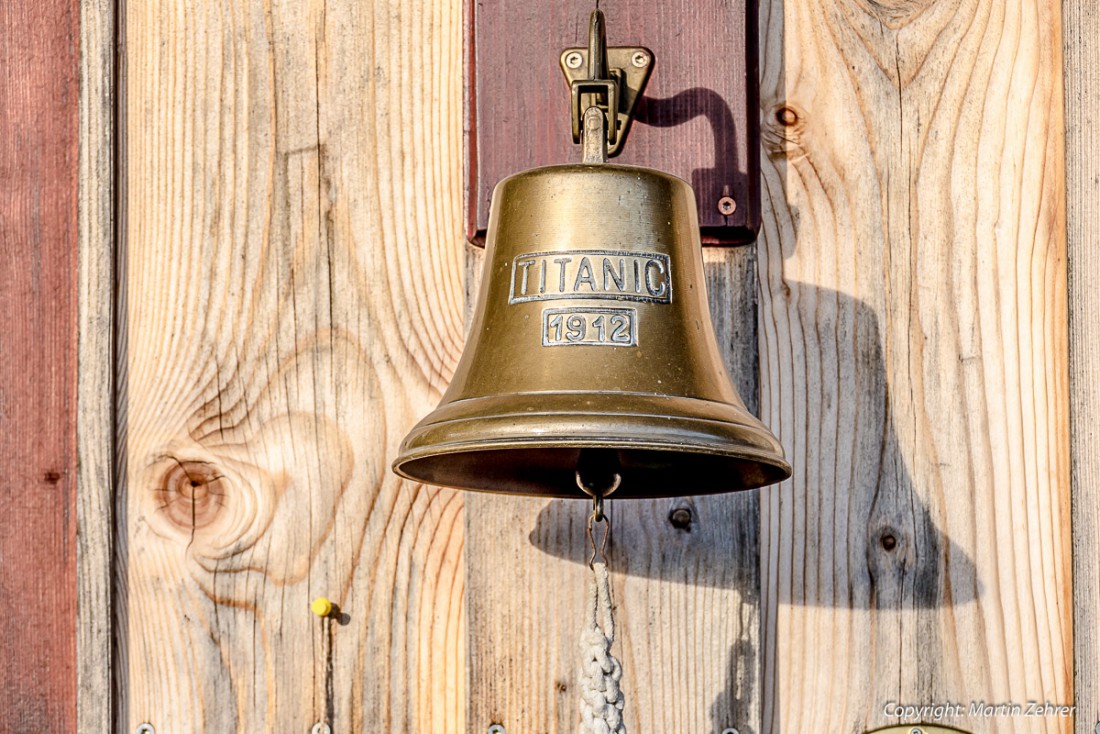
[393,9,790,499]
[559,10,653,157]
[467,0,762,244]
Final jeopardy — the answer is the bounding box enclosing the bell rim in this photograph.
[393,436,791,474]
[392,436,791,497]
[392,390,790,496]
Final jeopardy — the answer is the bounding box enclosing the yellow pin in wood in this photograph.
[311,597,333,618]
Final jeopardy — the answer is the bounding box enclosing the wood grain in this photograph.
[756,0,1070,730]
[0,2,80,730]
[1065,0,1099,731]
[466,246,765,734]
[111,0,1077,730]
[77,0,117,731]
[119,0,467,729]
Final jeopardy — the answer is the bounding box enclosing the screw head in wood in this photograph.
[668,506,693,530]
[718,196,737,215]
[312,724,332,734]
[631,51,649,67]
[136,725,155,734]
[488,725,506,734]
[721,729,740,734]
[565,52,583,69]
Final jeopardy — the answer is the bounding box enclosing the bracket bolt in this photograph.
[631,51,649,67]
[910,728,924,734]
[565,52,584,69]
[718,196,737,215]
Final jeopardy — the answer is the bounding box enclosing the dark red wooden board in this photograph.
[0,2,80,729]
[466,0,759,245]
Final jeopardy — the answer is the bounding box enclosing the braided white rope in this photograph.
[578,562,626,734]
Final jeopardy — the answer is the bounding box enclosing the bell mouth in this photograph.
[394,444,789,498]
[391,392,791,498]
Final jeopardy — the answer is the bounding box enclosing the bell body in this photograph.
[393,163,790,497]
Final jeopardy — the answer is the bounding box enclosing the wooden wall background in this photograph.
[56,0,1080,732]
[118,0,467,730]
[756,0,1070,731]
[1065,1,1099,732]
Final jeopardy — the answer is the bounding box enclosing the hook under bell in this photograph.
[392,162,790,498]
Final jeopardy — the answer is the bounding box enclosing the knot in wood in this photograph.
[762,103,808,160]
[157,460,226,531]
[869,526,908,561]
[775,106,800,127]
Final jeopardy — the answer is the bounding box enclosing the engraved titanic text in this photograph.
[508,250,672,304]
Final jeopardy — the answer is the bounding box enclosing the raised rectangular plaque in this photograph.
[542,307,638,347]
[508,250,671,305]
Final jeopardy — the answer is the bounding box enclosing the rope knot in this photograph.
[578,562,626,734]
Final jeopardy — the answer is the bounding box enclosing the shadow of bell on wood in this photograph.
[526,290,981,611]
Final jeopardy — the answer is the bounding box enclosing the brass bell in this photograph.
[393,15,789,499]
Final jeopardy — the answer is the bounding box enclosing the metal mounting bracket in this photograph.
[559,46,653,157]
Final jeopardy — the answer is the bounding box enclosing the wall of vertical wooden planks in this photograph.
[0,2,81,731]
[755,0,1071,731]
[1065,1,1099,732]
[116,0,466,730]
[59,0,1079,731]
[76,0,116,731]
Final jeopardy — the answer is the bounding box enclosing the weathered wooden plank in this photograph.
[77,0,116,731]
[1065,0,1099,731]
[0,2,81,731]
[119,0,466,730]
[466,246,764,734]
[757,0,1070,731]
